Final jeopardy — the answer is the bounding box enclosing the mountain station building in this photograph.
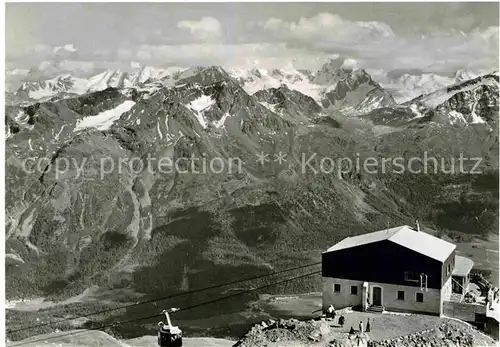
[322,225,475,316]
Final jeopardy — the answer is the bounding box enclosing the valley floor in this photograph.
[451,233,499,286]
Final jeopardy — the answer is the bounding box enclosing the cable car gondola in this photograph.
[157,308,182,347]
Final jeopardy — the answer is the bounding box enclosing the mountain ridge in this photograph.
[10,62,497,124]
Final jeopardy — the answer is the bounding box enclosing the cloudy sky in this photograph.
[5,2,499,80]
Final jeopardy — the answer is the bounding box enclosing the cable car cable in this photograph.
[8,262,321,334]
[9,270,321,347]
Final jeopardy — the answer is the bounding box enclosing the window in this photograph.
[416,292,424,303]
[350,285,358,295]
[397,290,405,300]
[420,273,428,291]
[334,284,341,293]
[446,263,451,276]
[404,271,419,282]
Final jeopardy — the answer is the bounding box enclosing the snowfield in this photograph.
[74,101,136,131]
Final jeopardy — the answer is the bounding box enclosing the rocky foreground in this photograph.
[7,330,235,347]
[234,317,497,347]
[7,316,497,347]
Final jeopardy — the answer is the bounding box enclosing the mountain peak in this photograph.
[176,65,237,87]
[203,65,229,76]
[312,58,368,86]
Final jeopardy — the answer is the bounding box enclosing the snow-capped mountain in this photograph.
[15,74,89,100]
[229,60,396,114]
[13,59,396,117]
[377,69,490,103]
[228,64,323,102]
[365,71,499,127]
[8,61,499,130]
[12,66,187,103]
[407,71,499,108]
[408,71,499,126]
[384,73,456,103]
[319,67,395,114]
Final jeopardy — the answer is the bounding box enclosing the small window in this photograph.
[404,271,419,282]
[334,284,341,293]
[416,292,424,303]
[350,285,358,295]
[446,263,451,276]
[397,290,405,300]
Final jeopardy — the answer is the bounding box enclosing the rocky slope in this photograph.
[234,318,497,347]
[253,84,323,123]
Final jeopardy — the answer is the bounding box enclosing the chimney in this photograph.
[416,220,420,232]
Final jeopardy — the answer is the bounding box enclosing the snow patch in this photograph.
[28,88,58,100]
[448,111,467,125]
[6,253,25,264]
[54,125,67,140]
[470,111,486,124]
[468,90,487,124]
[409,104,426,120]
[214,112,232,128]
[75,100,136,131]
[157,121,163,140]
[259,102,279,113]
[187,95,215,128]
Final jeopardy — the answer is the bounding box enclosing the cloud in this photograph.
[53,44,77,54]
[177,17,222,42]
[341,58,358,70]
[131,42,327,70]
[254,12,394,42]
[249,12,498,74]
[6,11,498,85]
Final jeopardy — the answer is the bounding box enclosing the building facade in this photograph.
[322,225,458,315]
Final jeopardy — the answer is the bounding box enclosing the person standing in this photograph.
[338,315,345,327]
[359,321,364,334]
[327,304,335,319]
